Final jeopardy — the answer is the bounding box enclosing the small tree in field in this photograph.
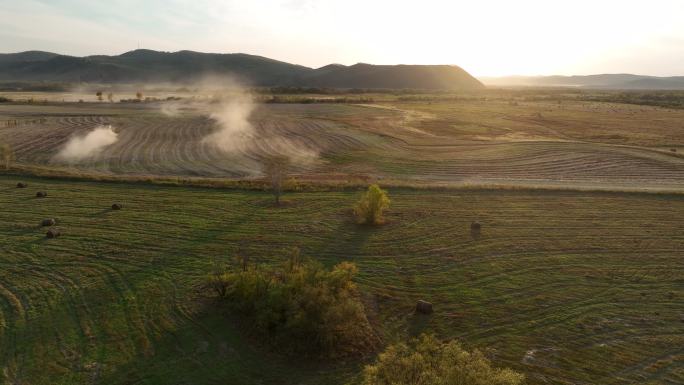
[96,91,103,101]
[363,334,524,385]
[354,184,390,225]
[263,155,290,205]
[0,142,14,170]
[136,91,143,101]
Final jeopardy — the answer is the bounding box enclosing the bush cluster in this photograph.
[208,253,379,357]
[363,334,524,385]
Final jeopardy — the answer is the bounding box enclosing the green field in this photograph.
[1,175,683,384]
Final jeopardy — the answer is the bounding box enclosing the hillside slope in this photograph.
[0,49,310,86]
[300,63,484,90]
[0,49,484,90]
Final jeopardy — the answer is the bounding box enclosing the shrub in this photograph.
[363,334,524,385]
[354,184,390,225]
[210,252,378,357]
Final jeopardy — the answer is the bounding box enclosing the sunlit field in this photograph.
[2,90,684,191]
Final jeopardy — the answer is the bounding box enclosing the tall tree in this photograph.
[263,155,290,205]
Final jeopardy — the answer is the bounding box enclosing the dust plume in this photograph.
[160,102,182,117]
[203,91,255,153]
[201,83,318,176]
[54,125,118,162]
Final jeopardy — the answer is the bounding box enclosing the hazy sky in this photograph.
[1,0,683,76]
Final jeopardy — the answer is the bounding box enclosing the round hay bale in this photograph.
[46,228,60,238]
[471,221,482,231]
[111,203,122,210]
[36,191,47,198]
[41,218,56,227]
[16,182,27,188]
[415,300,433,315]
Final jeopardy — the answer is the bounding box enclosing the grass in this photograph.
[1,174,683,384]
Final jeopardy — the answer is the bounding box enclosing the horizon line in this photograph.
[1,48,683,78]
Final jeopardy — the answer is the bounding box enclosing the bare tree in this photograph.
[263,155,290,205]
[0,142,14,169]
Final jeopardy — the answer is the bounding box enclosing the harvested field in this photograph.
[1,175,682,385]
[1,98,684,190]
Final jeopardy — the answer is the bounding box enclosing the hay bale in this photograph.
[111,203,123,210]
[36,191,47,198]
[46,228,60,238]
[415,300,433,315]
[471,221,482,231]
[41,218,56,227]
[16,182,27,188]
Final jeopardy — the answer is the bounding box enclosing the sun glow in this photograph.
[1,0,683,76]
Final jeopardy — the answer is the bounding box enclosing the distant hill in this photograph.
[301,63,483,90]
[0,49,484,90]
[0,51,60,64]
[0,50,311,86]
[481,74,684,90]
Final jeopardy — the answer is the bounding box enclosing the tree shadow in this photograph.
[309,215,376,267]
[408,313,432,338]
[95,307,357,385]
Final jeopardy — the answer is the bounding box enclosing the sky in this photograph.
[1,0,683,77]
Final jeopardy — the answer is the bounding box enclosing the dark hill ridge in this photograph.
[299,63,483,90]
[0,49,484,90]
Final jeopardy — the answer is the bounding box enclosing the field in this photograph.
[1,92,684,191]
[1,90,684,385]
[1,175,683,385]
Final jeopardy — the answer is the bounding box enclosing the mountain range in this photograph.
[3,50,681,90]
[0,49,484,90]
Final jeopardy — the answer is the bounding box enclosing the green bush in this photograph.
[363,334,524,385]
[210,252,379,357]
[354,184,390,225]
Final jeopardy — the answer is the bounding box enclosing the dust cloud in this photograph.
[201,82,318,176]
[54,125,118,162]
